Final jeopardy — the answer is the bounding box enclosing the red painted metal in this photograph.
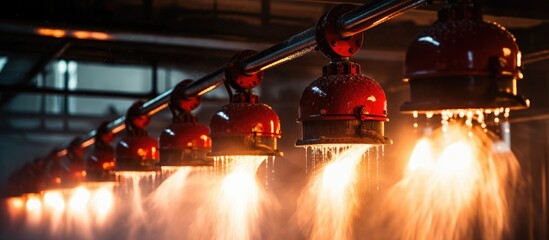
[297,4,390,146]
[316,4,364,60]
[160,80,211,166]
[160,123,211,150]
[116,135,159,169]
[87,122,116,181]
[171,79,201,112]
[210,99,281,138]
[226,50,264,90]
[116,101,159,171]
[65,138,86,184]
[299,61,388,122]
[297,60,391,145]
[406,4,521,80]
[209,92,281,156]
[401,3,528,112]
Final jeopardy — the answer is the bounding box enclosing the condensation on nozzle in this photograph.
[401,2,529,113]
[209,94,282,156]
[297,61,392,146]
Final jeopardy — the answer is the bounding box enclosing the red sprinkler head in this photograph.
[87,121,116,181]
[401,1,529,113]
[297,4,391,146]
[209,50,282,156]
[159,80,212,166]
[116,101,159,172]
[210,95,281,156]
[43,149,65,189]
[65,137,87,185]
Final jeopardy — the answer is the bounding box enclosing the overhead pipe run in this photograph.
[51,0,430,158]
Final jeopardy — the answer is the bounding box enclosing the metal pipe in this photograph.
[241,28,317,75]
[338,0,430,37]
[53,0,429,157]
[182,66,226,98]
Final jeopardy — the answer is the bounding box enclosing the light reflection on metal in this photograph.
[34,0,428,159]
[297,4,391,146]
[401,2,529,113]
[37,28,66,38]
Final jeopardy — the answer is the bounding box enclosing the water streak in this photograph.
[298,145,370,240]
[373,123,520,240]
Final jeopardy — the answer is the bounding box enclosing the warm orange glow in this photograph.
[187,156,267,240]
[25,195,42,211]
[116,171,158,178]
[200,134,209,142]
[6,197,26,221]
[73,31,90,39]
[69,187,90,211]
[72,30,109,40]
[112,124,126,134]
[137,148,146,157]
[9,197,24,209]
[216,156,264,240]
[406,139,434,172]
[81,138,95,148]
[147,103,168,116]
[37,28,66,38]
[298,145,370,240]
[102,161,115,170]
[90,32,109,40]
[152,147,157,158]
[25,194,43,224]
[377,123,520,240]
[90,187,114,224]
[43,191,65,212]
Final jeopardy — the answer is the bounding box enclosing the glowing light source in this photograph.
[25,196,42,211]
[376,123,520,240]
[69,187,91,211]
[37,28,66,38]
[44,191,65,212]
[9,197,24,209]
[91,187,114,223]
[216,156,264,240]
[187,156,267,240]
[298,145,370,240]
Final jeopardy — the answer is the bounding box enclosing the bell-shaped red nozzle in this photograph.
[297,61,391,146]
[209,93,281,156]
[401,2,529,113]
[159,80,212,166]
[87,121,116,181]
[116,101,159,172]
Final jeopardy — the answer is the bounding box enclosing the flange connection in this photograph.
[297,4,392,146]
[159,80,212,166]
[116,101,160,171]
[209,50,282,156]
